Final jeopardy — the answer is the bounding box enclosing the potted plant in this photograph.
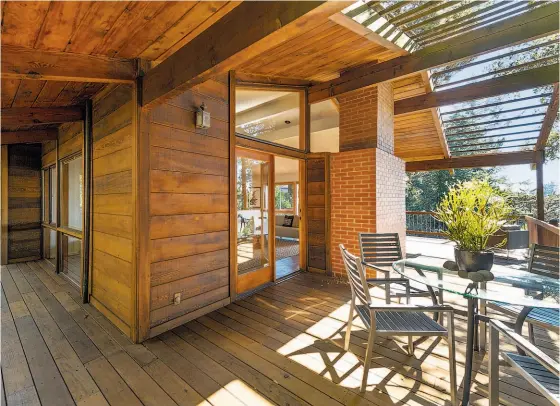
[435,180,511,272]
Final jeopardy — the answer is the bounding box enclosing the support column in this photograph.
[330,83,406,277]
[536,150,545,221]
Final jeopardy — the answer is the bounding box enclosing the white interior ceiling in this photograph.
[235,88,340,152]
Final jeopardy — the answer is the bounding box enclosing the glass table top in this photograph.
[390,257,560,309]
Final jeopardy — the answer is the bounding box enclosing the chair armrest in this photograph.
[490,320,560,376]
[362,262,390,276]
[368,303,454,313]
[366,278,409,286]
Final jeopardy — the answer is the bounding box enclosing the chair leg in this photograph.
[528,323,535,345]
[489,324,499,406]
[345,298,355,351]
[408,336,414,356]
[447,311,457,405]
[360,326,375,392]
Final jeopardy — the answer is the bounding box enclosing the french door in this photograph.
[235,148,275,294]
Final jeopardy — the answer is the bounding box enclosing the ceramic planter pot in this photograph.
[454,248,494,272]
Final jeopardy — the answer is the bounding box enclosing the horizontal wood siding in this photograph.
[148,77,230,329]
[91,84,134,336]
[307,157,327,271]
[8,144,42,262]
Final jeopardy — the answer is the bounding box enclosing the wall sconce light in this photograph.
[196,103,211,129]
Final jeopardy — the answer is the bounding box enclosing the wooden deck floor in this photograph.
[2,260,558,406]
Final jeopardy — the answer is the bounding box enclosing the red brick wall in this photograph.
[375,149,406,253]
[330,149,376,277]
[338,83,394,153]
[330,83,405,279]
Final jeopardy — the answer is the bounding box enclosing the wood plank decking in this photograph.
[1,260,558,406]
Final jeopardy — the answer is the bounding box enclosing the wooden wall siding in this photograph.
[307,157,328,272]
[91,84,134,335]
[7,144,42,262]
[148,77,230,329]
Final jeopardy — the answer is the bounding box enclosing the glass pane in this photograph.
[310,100,339,153]
[50,166,57,223]
[237,157,270,274]
[275,184,294,211]
[43,228,56,266]
[61,234,81,286]
[42,170,49,223]
[61,156,82,230]
[236,89,301,149]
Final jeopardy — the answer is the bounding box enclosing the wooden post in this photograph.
[536,150,545,221]
[1,146,8,264]
[82,101,92,303]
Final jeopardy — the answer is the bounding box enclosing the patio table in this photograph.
[391,257,559,406]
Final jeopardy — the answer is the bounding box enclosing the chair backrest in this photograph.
[528,244,560,278]
[339,244,372,306]
[359,233,402,267]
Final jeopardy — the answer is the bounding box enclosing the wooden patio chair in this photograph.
[340,244,457,399]
[358,233,432,304]
[489,319,559,405]
[488,244,559,344]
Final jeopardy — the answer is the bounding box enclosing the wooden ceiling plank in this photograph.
[149,1,241,63]
[116,2,197,59]
[32,81,67,108]
[238,20,342,73]
[535,83,559,151]
[394,64,559,116]
[308,3,559,103]
[142,2,351,108]
[1,79,21,108]
[1,129,58,144]
[34,2,92,51]
[406,151,538,172]
[11,81,46,108]
[64,2,131,55]
[2,45,137,83]
[92,2,167,58]
[53,83,87,107]
[1,1,50,48]
[1,107,84,126]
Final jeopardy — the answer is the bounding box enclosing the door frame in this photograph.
[229,71,309,301]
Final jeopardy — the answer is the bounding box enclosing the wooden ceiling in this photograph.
[235,19,400,82]
[0,1,446,160]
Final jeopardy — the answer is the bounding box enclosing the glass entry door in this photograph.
[236,148,274,294]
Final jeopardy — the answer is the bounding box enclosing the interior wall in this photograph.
[90,84,135,336]
[146,76,230,335]
[7,144,42,262]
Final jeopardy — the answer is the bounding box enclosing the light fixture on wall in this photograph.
[196,103,211,129]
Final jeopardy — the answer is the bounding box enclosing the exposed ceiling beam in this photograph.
[309,4,558,103]
[142,2,350,108]
[395,64,559,115]
[535,83,559,150]
[2,107,84,126]
[406,150,538,172]
[1,45,137,83]
[235,72,315,87]
[1,129,58,144]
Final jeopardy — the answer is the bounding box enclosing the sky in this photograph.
[497,159,560,191]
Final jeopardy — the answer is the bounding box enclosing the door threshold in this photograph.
[234,269,305,301]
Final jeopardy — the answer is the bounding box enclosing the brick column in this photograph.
[330,83,406,278]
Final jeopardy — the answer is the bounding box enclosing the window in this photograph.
[275,184,295,212]
[60,155,83,231]
[42,166,57,224]
[61,234,81,287]
[236,87,304,150]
